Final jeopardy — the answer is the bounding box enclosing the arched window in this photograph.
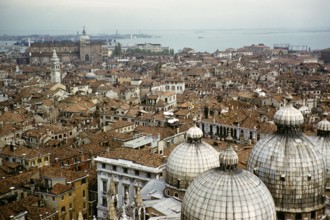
[295,213,302,220]
[311,211,316,219]
[85,54,90,62]
[277,212,285,220]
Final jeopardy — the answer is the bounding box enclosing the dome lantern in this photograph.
[186,117,203,142]
[273,94,304,134]
[317,112,330,137]
[219,131,238,171]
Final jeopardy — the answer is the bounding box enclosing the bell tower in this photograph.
[50,50,61,83]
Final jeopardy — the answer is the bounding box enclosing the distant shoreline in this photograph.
[1,28,329,53]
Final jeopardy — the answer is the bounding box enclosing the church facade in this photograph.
[29,27,103,65]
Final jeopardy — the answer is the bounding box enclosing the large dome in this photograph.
[182,138,276,220]
[247,96,326,216]
[311,112,330,188]
[165,120,219,190]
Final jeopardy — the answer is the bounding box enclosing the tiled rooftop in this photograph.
[40,166,87,182]
[101,148,166,168]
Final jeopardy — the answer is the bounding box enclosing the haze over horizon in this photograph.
[1,0,330,35]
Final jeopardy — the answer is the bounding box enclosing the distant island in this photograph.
[0,32,160,45]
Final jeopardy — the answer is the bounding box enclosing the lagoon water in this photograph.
[1,28,330,53]
[117,28,330,53]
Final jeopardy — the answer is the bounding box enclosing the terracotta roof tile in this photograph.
[40,166,87,182]
[50,183,73,195]
[100,148,165,168]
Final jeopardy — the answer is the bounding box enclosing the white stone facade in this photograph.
[95,156,165,219]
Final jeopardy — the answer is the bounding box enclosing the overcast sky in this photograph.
[0,0,329,35]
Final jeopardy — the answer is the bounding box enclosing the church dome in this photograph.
[80,27,90,42]
[165,119,219,190]
[80,34,90,41]
[310,112,330,188]
[317,112,330,132]
[219,135,238,166]
[85,72,96,80]
[181,135,276,220]
[273,94,304,128]
[247,96,326,215]
[186,119,204,139]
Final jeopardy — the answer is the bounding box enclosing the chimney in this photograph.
[46,129,51,136]
[10,186,15,195]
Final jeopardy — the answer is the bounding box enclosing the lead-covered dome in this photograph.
[186,122,204,139]
[311,112,330,188]
[182,135,276,220]
[273,95,304,128]
[165,119,219,191]
[317,112,330,132]
[247,95,326,216]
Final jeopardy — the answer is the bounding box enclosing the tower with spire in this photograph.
[50,50,61,83]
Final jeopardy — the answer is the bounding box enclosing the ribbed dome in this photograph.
[186,122,203,139]
[165,120,218,190]
[310,112,330,189]
[247,134,326,213]
[247,95,326,215]
[273,95,304,127]
[219,134,238,168]
[317,112,330,132]
[182,140,276,220]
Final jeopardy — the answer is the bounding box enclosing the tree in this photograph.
[155,63,162,74]
[113,42,122,57]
